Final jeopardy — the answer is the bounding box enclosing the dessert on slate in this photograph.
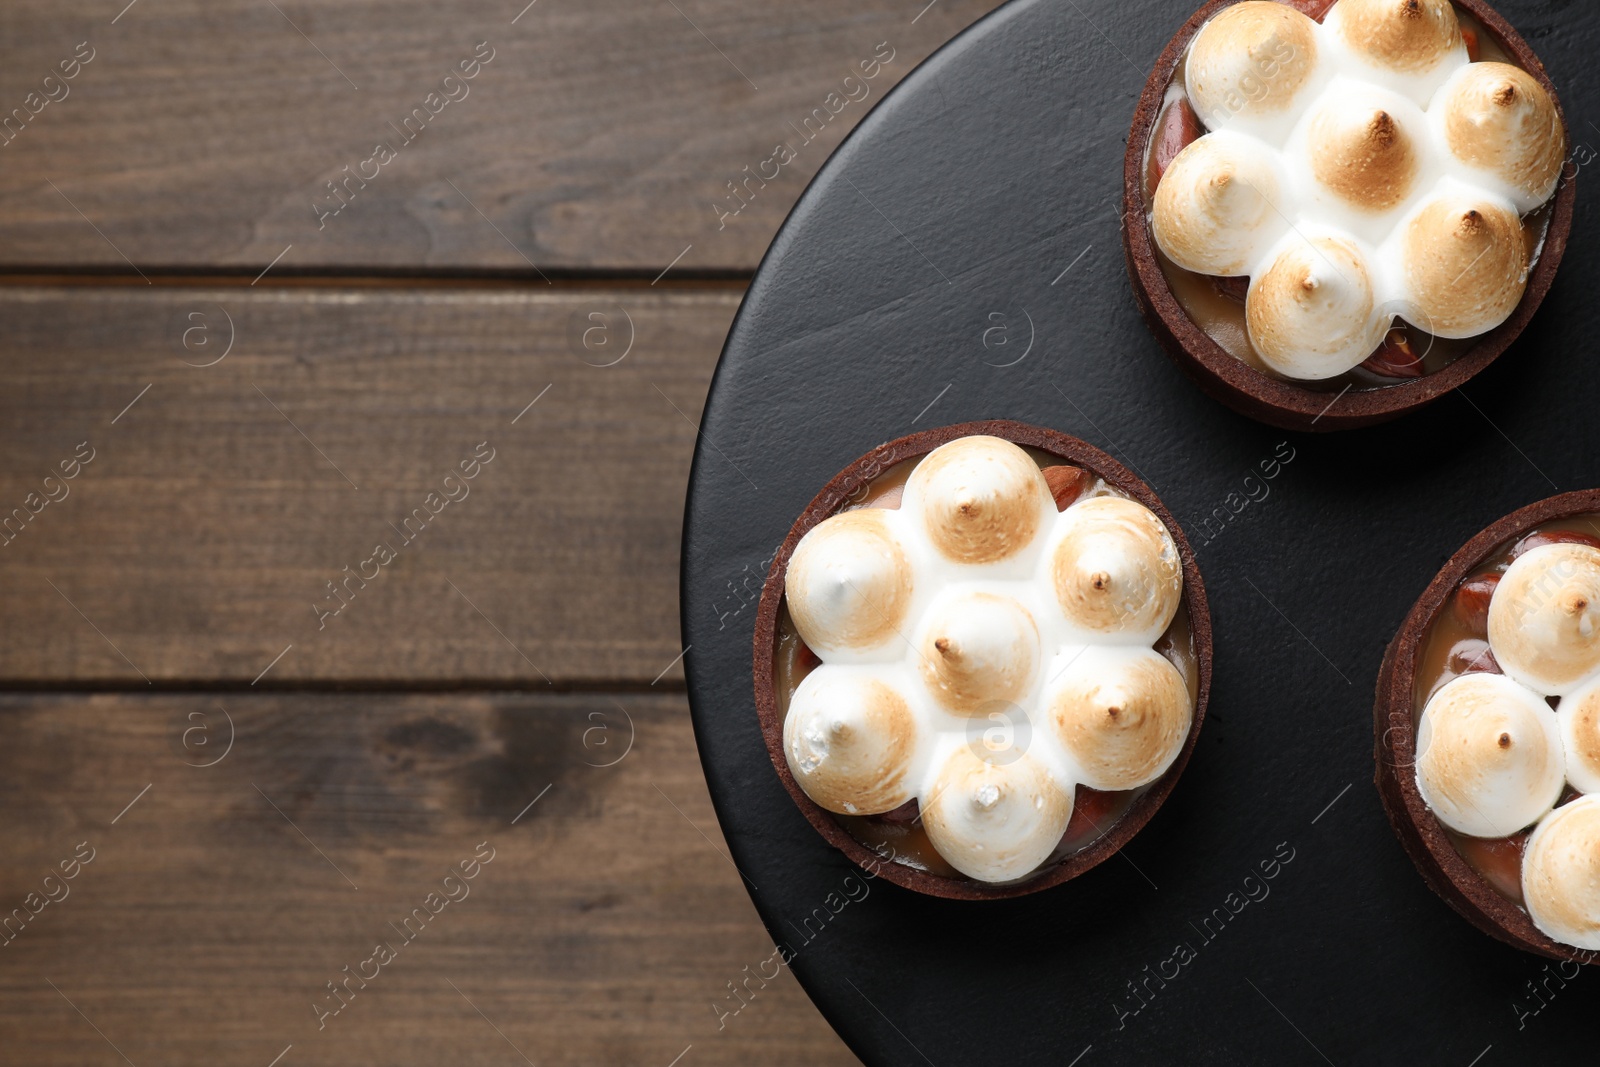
[1124,0,1573,431]
[753,422,1211,899]
[1377,492,1600,958]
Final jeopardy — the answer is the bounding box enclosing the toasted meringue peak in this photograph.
[1246,233,1389,379]
[1401,196,1527,339]
[1523,795,1600,950]
[1488,543,1600,694]
[1557,676,1600,795]
[1051,496,1182,642]
[1330,0,1463,76]
[917,591,1040,714]
[1307,99,1419,211]
[1047,647,1192,791]
[786,508,913,656]
[1153,131,1284,276]
[904,435,1053,566]
[1186,2,1321,131]
[1439,62,1566,211]
[1415,672,1565,838]
[784,669,919,815]
[920,747,1072,883]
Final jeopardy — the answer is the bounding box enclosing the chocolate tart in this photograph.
[1375,490,1600,961]
[752,420,1213,900]
[1123,0,1576,433]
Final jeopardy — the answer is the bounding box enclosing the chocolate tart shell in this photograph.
[1374,489,1600,962]
[1122,0,1576,434]
[751,420,1213,900]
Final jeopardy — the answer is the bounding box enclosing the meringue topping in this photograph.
[1157,0,1563,381]
[1401,196,1527,339]
[1415,672,1565,839]
[1246,233,1389,379]
[1557,676,1600,795]
[1438,62,1566,212]
[920,747,1072,883]
[1522,795,1600,951]
[917,591,1040,715]
[1186,2,1321,135]
[1050,495,1182,642]
[1329,0,1463,80]
[1487,543,1600,695]
[1047,646,1192,791]
[784,669,920,815]
[786,507,913,657]
[1306,99,1418,211]
[1153,131,1285,277]
[903,434,1053,567]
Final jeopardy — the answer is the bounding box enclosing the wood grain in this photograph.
[0,690,857,1065]
[0,0,999,274]
[0,283,762,687]
[0,0,979,1057]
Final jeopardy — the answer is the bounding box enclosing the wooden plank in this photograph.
[0,690,858,1065]
[0,283,746,686]
[0,0,999,273]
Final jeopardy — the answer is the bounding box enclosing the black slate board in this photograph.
[680,0,1600,1062]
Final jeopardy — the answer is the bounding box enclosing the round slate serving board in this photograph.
[680,1,1600,1062]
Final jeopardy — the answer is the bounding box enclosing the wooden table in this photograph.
[0,2,998,1062]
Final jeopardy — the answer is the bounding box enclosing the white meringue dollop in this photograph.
[1523,796,1600,951]
[1401,194,1527,339]
[1325,0,1465,99]
[902,434,1055,570]
[785,668,920,816]
[920,748,1073,883]
[1415,672,1564,839]
[917,590,1040,715]
[1557,675,1600,795]
[1487,543,1600,696]
[1046,646,1192,791]
[1247,232,1390,379]
[1153,131,1287,277]
[1186,1,1324,140]
[786,507,914,659]
[1050,495,1183,642]
[1434,61,1566,212]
